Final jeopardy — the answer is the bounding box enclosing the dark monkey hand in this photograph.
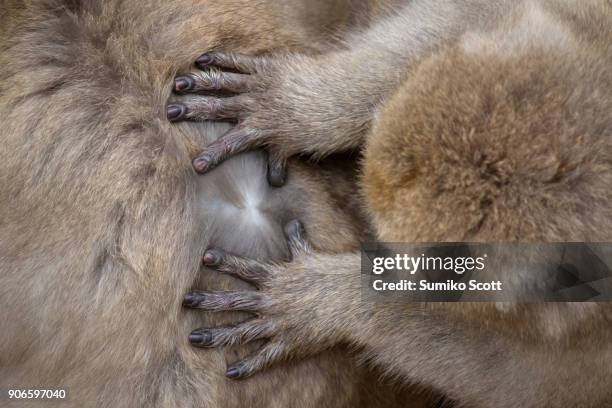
[168,52,300,187]
[183,220,345,380]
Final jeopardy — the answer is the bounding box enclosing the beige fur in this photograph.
[170,1,612,406]
[0,0,436,407]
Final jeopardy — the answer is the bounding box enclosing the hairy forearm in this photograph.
[270,0,513,158]
[172,0,515,169]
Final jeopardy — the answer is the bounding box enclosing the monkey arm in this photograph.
[183,221,610,408]
[168,0,512,175]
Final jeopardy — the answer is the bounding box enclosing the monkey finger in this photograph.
[267,149,287,188]
[283,219,311,258]
[174,69,254,94]
[202,248,271,287]
[183,290,266,312]
[169,95,254,122]
[224,341,287,380]
[196,51,263,74]
[188,318,277,348]
[192,126,261,173]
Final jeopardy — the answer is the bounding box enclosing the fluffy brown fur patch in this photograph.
[0,1,429,407]
[364,44,612,242]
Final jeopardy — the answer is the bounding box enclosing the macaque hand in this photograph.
[168,51,298,186]
[183,220,340,380]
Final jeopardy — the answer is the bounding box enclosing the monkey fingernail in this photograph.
[193,155,212,173]
[188,333,203,343]
[225,366,241,379]
[174,76,194,92]
[196,53,214,68]
[183,293,198,307]
[167,104,186,121]
[203,250,221,265]
[267,164,286,188]
[189,331,213,346]
[189,333,204,344]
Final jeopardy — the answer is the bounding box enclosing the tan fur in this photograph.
[0,0,435,407]
[359,3,612,405]
[171,1,612,406]
[364,43,612,242]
